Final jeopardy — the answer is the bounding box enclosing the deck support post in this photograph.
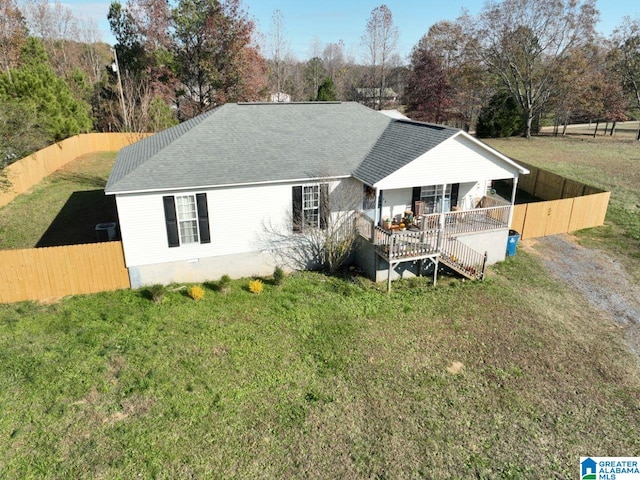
[433,256,439,286]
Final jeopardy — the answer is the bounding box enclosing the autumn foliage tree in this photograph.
[0,0,27,75]
[463,0,599,138]
[405,41,451,123]
[172,0,267,119]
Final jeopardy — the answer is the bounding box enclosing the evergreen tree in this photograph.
[316,77,336,101]
[476,92,524,138]
[0,38,92,142]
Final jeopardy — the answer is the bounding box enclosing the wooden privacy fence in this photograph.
[0,242,130,304]
[0,132,149,208]
[508,160,610,239]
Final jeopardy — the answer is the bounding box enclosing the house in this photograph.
[105,102,528,288]
[355,87,398,107]
[270,92,291,103]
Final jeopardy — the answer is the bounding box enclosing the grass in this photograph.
[485,135,640,283]
[0,152,118,249]
[1,260,639,479]
[1,135,639,477]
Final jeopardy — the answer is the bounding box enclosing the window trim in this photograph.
[292,183,329,232]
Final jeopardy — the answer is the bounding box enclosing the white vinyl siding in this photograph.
[374,135,521,190]
[116,181,342,268]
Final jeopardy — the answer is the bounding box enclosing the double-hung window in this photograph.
[292,184,329,232]
[303,185,320,228]
[176,195,199,244]
[163,193,211,247]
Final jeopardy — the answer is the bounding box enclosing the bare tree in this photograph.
[268,9,289,97]
[361,4,398,109]
[463,0,598,138]
[610,16,640,140]
[22,0,80,74]
[260,178,362,273]
[0,0,26,76]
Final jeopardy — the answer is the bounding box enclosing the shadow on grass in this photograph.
[36,189,118,247]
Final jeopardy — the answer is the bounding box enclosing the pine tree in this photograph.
[0,38,92,142]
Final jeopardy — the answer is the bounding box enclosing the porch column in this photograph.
[508,177,518,228]
[374,189,381,225]
[437,184,446,250]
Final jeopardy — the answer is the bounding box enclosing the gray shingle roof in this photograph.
[105,102,463,194]
[353,120,459,186]
[106,102,392,194]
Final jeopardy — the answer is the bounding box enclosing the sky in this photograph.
[65,0,640,61]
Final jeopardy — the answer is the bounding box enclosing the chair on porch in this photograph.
[413,201,426,228]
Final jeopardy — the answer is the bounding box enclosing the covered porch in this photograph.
[355,193,513,290]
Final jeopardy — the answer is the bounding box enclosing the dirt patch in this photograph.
[524,234,640,361]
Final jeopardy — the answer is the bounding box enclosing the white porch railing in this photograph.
[442,205,511,236]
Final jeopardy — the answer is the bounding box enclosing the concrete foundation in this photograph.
[128,250,283,288]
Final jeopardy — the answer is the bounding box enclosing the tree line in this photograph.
[2,0,640,167]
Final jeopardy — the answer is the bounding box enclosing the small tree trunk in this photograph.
[525,114,533,139]
[593,120,599,138]
[610,121,616,136]
[604,121,609,135]
[562,116,569,136]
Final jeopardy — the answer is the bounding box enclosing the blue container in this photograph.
[506,230,520,257]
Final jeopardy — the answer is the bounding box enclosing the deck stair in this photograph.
[439,236,487,281]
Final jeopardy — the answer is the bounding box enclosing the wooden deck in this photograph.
[356,204,508,286]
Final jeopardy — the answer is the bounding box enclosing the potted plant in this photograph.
[383,218,392,230]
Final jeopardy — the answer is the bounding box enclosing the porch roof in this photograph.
[353,120,459,186]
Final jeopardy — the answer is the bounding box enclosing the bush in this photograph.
[188,285,205,301]
[146,284,166,304]
[273,266,285,286]
[218,275,232,294]
[248,279,264,294]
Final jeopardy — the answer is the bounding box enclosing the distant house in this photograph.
[270,92,291,103]
[355,87,398,107]
[105,102,528,288]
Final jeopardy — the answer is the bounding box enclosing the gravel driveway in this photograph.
[525,234,640,361]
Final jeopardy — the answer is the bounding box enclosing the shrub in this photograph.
[188,285,205,301]
[147,284,166,304]
[273,266,285,286]
[248,279,264,294]
[218,275,232,294]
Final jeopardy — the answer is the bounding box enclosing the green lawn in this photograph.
[485,136,640,283]
[1,137,640,478]
[1,260,639,479]
[0,152,117,249]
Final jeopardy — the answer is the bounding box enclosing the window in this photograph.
[292,184,329,232]
[416,184,459,214]
[163,193,211,247]
[176,195,199,244]
[303,185,320,228]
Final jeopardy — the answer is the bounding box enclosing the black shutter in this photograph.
[163,196,180,247]
[412,186,421,212]
[292,186,302,232]
[319,183,329,230]
[196,193,210,244]
[451,183,460,208]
